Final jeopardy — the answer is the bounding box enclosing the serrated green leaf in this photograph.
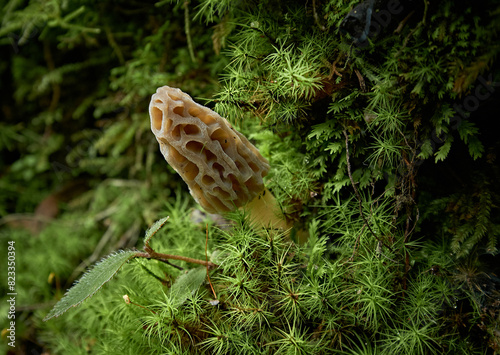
[325,142,342,154]
[434,136,453,163]
[333,179,350,193]
[457,120,478,143]
[359,168,373,187]
[44,250,138,321]
[417,139,434,159]
[144,216,169,245]
[308,121,334,140]
[327,90,359,114]
[170,267,207,307]
[467,136,484,160]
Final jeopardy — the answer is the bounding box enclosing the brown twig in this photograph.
[140,217,218,269]
[137,249,218,270]
[395,0,428,57]
[325,56,343,80]
[312,0,326,31]
[354,69,367,92]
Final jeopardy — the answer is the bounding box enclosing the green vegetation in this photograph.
[1,0,499,353]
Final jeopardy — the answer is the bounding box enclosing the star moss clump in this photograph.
[1,0,499,354]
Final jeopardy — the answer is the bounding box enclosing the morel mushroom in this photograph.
[149,86,290,231]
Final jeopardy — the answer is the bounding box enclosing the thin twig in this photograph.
[184,0,196,63]
[123,294,156,314]
[206,223,217,300]
[396,127,420,243]
[140,216,218,269]
[137,262,171,283]
[137,249,218,269]
[343,130,392,251]
[104,25,125,64]
[394,11,415,34]
[43,40,60,112]
[344,43,355,69]
[312,0,326,31]
[325,56,342,80]
[395,0,428,56]
[350,224,366,261]
[354,69,367,92]
[156,258,184,270]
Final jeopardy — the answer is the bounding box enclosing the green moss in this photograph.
[1,0,500,353]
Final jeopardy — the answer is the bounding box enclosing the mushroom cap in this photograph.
[149,86,270,214]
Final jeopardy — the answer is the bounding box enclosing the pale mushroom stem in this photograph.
[244,188,310,243]
[243,188,291,232]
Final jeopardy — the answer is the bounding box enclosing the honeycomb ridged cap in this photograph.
[149,86,270,214]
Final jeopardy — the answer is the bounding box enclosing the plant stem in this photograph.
[137,249,218,269]
[312,0,326,31]
[206,223,217,299]
[184,0,196,63]
[343,130,392,252]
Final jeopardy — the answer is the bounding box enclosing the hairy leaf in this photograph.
[44,250,138,321]
[144,216,170,246]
